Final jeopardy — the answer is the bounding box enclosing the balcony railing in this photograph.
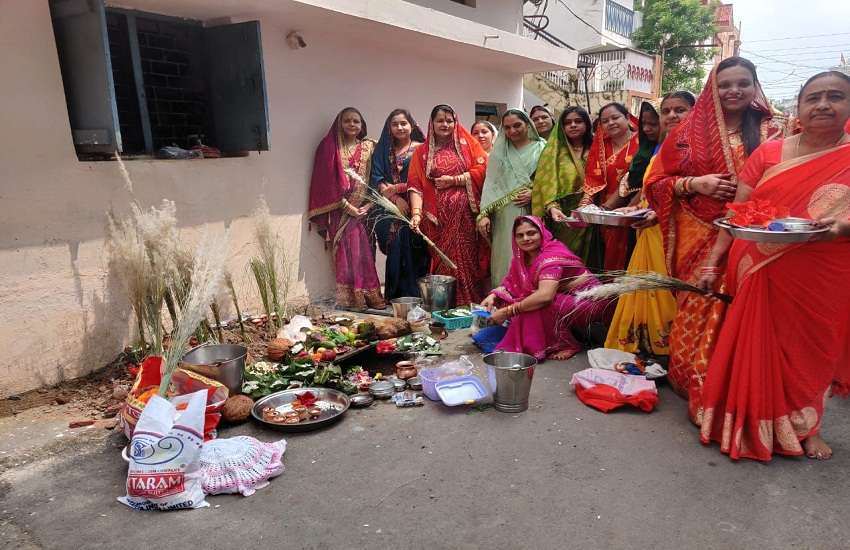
[605,0,635,38]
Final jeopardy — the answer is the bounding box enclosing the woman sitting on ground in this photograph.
[480,215,604,361]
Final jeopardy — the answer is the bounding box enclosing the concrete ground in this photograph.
[1,333,848,550]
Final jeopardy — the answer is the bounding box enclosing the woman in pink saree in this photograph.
[480,215,604,361]
[308,107,386,310]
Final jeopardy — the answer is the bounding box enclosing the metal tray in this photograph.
[572,209,649,227]
[714,218,829,244]
[251,388,350,432]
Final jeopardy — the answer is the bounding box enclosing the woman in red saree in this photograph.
[480,215,603,361]
[697,71,850,461]
[644,57,783,424]
[408,105,488,306]
[580,103,639,271]
[308,107,385,310]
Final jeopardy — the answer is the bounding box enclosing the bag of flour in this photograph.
[118,389,209,511]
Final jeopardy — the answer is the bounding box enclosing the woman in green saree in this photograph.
[531,106,594,263]
[477,109,547,287]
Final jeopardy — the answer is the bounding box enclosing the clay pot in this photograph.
[395,360,417,380]
[267,338,293,361]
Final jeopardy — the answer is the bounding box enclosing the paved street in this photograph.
[1,344,848,550]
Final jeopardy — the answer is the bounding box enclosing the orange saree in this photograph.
[644,67,781,424]
[699,141,850,461]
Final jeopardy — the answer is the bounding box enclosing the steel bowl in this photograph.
[572,209,648,227]
[180,343,246,394]
[391,378,408,392]
[369,380,395,399]
[349,393,374,408]
[251,387,350,432]
[407,376,423,391]
[714,218,828,244]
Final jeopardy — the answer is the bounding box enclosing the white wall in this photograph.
[0,0,522,396]
[408,0,521,33]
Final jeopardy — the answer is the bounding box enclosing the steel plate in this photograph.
[572,209,649,227]
[251,387,350,432]
[714,218,829,244]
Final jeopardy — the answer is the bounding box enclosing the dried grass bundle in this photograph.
[346,169,457,271]
[249,198,294,335]
[159,229,229,396]
[572,271,732,304]
[225,271,248,342]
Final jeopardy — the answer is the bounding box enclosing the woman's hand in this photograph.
[817,217,850,240]
[477,216,491,239]
[344,202,361,218]
[480,294,497,311]
[490,307,510,324]
[379,183,395,198]
[512,189,532,207]
[631,210,658,229]
[549,206,568,223]
[393,196,410,216]
[691,174,736,201]
[358,204,372,217]
[410,212,422,232]
[434,175,455,190]
[696,265,720,292]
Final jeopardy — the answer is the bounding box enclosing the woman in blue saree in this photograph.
[369,109,430,299]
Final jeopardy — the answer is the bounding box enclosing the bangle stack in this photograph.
[699,266,720,276]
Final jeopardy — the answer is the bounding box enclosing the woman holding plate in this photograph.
[696,71,850,462]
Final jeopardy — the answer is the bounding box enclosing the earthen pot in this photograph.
[395,360,418,380]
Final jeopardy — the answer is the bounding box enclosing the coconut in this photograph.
[221,395,254,423]
[266,338,293,361]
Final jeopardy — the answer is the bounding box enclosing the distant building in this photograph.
[522,0,660,115]
[701,0,741,76]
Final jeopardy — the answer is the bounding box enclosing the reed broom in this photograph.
[345,169,458,271]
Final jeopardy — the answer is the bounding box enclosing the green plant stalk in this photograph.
[163,289,179,330]
[226,276,248,342]
[210,303,224,343]
[250,259,274,336]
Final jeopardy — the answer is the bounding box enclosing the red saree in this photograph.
[581,123,639,271]
[699,140,850,461]
[308,111,385,310]
[644,68,781,424]
[408,112,489,305]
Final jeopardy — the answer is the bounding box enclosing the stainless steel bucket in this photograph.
[180,343,247,395]
[390,297,422,319]
[482,352,537,413]
[417,275,457,311]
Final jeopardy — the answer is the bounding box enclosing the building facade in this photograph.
[0,0,575,396]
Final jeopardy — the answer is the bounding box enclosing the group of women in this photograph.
[308,56,850,463]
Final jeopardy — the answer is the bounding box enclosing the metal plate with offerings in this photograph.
[252,388,350,432]
[572,207,651,227]
[714,217,829,244]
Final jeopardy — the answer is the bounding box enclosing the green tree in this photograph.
[632,0,717,93]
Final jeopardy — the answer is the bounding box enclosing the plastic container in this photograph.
[418,358,474,401]
[432,310,474,331]
[434,376,489,406]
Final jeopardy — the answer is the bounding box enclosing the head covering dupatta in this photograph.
[479,109,547,219]
[582,111,640,200]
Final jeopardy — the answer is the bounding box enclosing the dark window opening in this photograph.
[49,0,269,160]
[475,102,506,126]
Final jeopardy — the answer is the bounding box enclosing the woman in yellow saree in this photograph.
[605,92,696,356]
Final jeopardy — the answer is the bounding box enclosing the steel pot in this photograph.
[180,343,247,395]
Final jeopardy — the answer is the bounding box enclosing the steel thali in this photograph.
[251,387,351,432]
[714,217,829,244]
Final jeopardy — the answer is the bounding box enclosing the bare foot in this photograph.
[804,434,833,460]
[550,348,578,361]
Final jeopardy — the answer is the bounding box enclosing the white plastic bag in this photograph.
[118,389,209,511]
[406,306,429,323]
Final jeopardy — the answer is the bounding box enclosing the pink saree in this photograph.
[492,215,603,361]
[308,109,385,310]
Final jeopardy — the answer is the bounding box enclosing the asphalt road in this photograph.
[1,346,848,550]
